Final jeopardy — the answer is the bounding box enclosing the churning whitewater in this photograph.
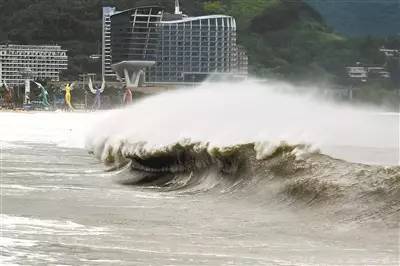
[87,80,398,166]
[86,80,400,224]
[2,80,399,265]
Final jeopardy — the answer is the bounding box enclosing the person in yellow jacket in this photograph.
[64,83,75,111]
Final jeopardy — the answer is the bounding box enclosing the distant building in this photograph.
[367,67,391,79]
[148,13,240,83]
[106,1,248,85]
[346,64,390,81]
[0,44,68,87]
[346,66,368,80]
[379,48,400,58]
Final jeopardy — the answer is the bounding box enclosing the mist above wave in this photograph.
[86,79,398,165]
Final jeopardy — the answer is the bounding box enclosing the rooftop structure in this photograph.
[0,44,68,87]
[106,1,248,86]
[174,0,183,15]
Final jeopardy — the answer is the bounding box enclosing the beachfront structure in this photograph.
[0,44,68,87]
[102,6,119,80]
[107,1,248,85]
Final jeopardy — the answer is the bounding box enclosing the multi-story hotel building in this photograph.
[106,1,248,85]
[0,44,68,87]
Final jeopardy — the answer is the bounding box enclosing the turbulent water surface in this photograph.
[1,81,399,265]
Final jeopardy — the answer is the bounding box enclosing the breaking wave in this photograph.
[86,80,400,224]
[89,139,400,225]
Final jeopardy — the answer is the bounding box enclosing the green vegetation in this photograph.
[305,0,400,37]
[203,1,225,14]
[208,0,399,85]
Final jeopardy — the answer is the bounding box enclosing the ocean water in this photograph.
[1,80,399,265]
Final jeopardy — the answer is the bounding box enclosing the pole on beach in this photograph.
[20,68,33,108]
[24,78,30,105]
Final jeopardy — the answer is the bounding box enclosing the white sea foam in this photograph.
[1,214,108,235]
[1,215,109,265]
[0,111,106,148]
[0,141,27,150]
[86,80,399,165]
[0,237,38,248]
[1,184,38,191]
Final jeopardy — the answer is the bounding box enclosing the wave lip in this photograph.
[88,137,400,225]
[86,80,398,166]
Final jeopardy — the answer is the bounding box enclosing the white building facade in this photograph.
[0,44,68,87]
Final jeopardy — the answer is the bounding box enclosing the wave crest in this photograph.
[88,138,400,224]
[86,80,399,224]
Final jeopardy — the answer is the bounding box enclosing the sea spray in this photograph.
[86,79,399,166]
[0,111,104,148]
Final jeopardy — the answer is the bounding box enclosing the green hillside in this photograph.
[202,0,399,84]
[305,0,400,37]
